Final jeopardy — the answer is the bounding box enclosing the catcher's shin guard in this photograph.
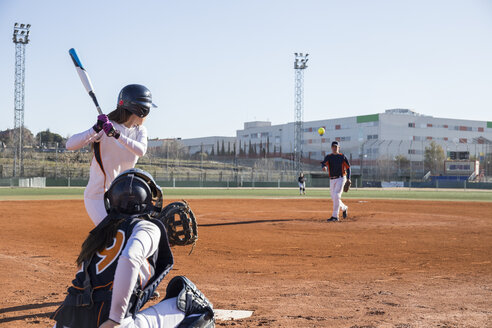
[164,276,215,328]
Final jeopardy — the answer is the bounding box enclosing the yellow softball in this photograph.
[318,127,325,136]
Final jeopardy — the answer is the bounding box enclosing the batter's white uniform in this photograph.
[54,220,187,328]
[330,176,348,218]
[66,122,147,225]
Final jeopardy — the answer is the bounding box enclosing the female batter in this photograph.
[66,84,155,225]
[51,169,214,328]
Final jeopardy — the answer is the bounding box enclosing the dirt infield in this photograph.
[0,198,491,327]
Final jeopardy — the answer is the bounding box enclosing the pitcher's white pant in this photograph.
[84,197,107,226]
[53,297,186,328]
[330,177,347,218]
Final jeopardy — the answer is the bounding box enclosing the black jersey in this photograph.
[298,176,305,183]
[321,153,351,179]
[52,215,173,328]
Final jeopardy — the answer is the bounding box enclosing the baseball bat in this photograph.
[68,48,103,115]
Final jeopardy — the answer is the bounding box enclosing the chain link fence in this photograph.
[1,147,491,189]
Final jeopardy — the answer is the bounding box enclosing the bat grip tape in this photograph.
[88,91,103,114]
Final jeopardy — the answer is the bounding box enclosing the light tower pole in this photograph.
[12,23,31,177]
[293,52,308,174]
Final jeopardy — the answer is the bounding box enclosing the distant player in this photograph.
[66,84,155,225]
[51,169,214,328]
[321,141,351,222]
[298,173,306,195]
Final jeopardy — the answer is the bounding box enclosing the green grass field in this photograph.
[0,187,491,202]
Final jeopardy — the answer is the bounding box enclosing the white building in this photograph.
[148,136,237,155]
[179,136,237,155]
[152,109,491,176]
[236,109,492,168]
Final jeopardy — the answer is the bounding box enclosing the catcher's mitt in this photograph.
[343,179,351,192]
[157,200,198,247]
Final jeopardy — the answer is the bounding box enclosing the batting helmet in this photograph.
[104,168,163,216]
[116,84,157,118]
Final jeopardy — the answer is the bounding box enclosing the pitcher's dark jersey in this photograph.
[321,153,351,179]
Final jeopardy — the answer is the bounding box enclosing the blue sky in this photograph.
[1,0,491,139]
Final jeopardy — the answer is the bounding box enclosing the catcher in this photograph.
[321,141,351,222]
[51,168,213,328]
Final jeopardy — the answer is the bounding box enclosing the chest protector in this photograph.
[51,215,174,327]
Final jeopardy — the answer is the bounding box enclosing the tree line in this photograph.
[0,127,65,149]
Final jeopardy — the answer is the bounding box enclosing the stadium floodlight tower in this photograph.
[293,52,308,175]
[12,23,31,177]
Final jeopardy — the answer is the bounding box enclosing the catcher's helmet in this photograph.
[117,84,157,118]
[104,168,163,216]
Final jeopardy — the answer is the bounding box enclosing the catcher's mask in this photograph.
[104,168,163,216]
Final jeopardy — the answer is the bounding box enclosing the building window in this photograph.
[478,127,484,132]
[443,124,448,128]
[408,149,423,155]
[321,138,326,143]
[308,139,313,144]
[444,137,448,141]
[261,132,269,137]
[335,124,341,130]
[408,123,415,128]
[413,136,421,141]
[426,136,433,140]
[335,137,341,141]
[427,123,433,127]
[459,138,467,143]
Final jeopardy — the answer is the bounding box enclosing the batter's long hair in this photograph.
[76,214,125,267]
[107,107,133,124]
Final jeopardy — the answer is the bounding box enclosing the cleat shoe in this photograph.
[342,208,348,219]
[327,217,339,222]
